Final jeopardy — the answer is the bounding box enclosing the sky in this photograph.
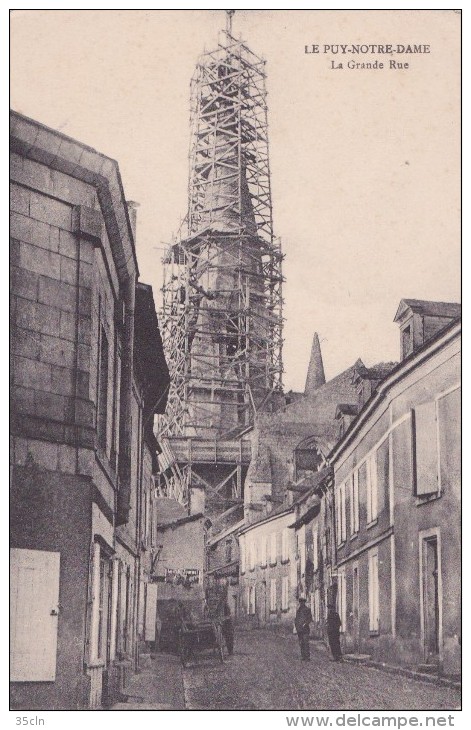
[10,9,461,392]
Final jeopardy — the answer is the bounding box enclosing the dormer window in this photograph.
[394,299,460,362]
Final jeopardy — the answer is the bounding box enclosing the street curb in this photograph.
[343,656,461,691]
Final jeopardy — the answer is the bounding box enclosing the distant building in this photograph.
[152,498,206,650]
[238,334,385,626]
[289,466,334,639]
[330,300,461,674]
[239,507,297,627]
[10,112,169,709]
[206,517,244,620]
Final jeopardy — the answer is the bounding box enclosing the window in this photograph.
[124,567,133,653]
[248,539,256,571]
[150,490,156,547]
[299,525,306,577]
[270,532,277,565]
[337,568,347,631]
[366,454,378,523]
[281,528,290,563]
[114,561,123,656]
[89,541,113,663]
[142,487,150,547]
[368,549,380,633]
[10,548,61,681]
[240,537,246,574]
[336,483,347,544]
[376,438,390,514]
[402,324,413,358]
[413,401,439,496]
[281,576,289,611]
[313,588,320,623]
[98,328,109,452]
[111,347,121,468]
[259,535,267,568]
[313,527,318,571]
[350,473,359,534]
[97,553,112,662]
[270,579,277,612]
[247,584,256,615]
[324,526,331,565]
[108,559,119,660]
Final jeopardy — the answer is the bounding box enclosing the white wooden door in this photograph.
[10,548,61,682]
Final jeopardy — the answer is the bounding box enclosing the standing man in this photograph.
[327,604,342,661]
[222,602,234,656]
[295,595,313,661]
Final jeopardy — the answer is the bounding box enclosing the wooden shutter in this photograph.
[338,569,347,628]
[270,532,277,564]
[282,576,289,610]
[341,483,347,541]
[109,559,120,660]
[281,528,289,562]
[10,548,60,682]
[313,528,318,571]
[368,453,378,521]
[413,401,439,495]
[368,550,379,632]
[270,579,277,611]
[438,387,461,493]
[299,525,306,577]
[145,583,158,641]
[260,535,267,567]
[240,537,246,573]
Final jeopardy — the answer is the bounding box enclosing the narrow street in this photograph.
[114,629,461,711]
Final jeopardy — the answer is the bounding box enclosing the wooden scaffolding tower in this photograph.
[157,20,284,515]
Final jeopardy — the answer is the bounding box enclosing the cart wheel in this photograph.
[219,643,224,663]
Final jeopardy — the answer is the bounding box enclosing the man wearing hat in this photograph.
[327,603,342,661]
[294,595,313,661]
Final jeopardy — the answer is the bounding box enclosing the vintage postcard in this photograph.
[10,8,461,720]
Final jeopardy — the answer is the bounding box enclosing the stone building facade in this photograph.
[330,301,461,674]
[237,334,377,627]
[10,112,169,709]
[206,518,244,620]
[239,509,297,627]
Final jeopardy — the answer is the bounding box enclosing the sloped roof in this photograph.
[394,299,461,322]
[353,361,398,382]
[155,497,187,525]
[304,332,326,395]
[134,283,170,414]
[335,403,360,418]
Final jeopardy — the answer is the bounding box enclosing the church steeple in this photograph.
[304,332,326,395]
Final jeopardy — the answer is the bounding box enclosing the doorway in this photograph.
[352,562,360,652]
[421,532,441,663]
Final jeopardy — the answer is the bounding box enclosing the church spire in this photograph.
[304,332,326,395]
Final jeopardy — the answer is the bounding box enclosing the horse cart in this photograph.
[178,619,224,667]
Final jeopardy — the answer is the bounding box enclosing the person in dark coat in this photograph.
[295,596,313,661]
[327,604,342,661]
[222,602,234,656]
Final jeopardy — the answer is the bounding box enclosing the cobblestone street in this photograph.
[181,629,460,711]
